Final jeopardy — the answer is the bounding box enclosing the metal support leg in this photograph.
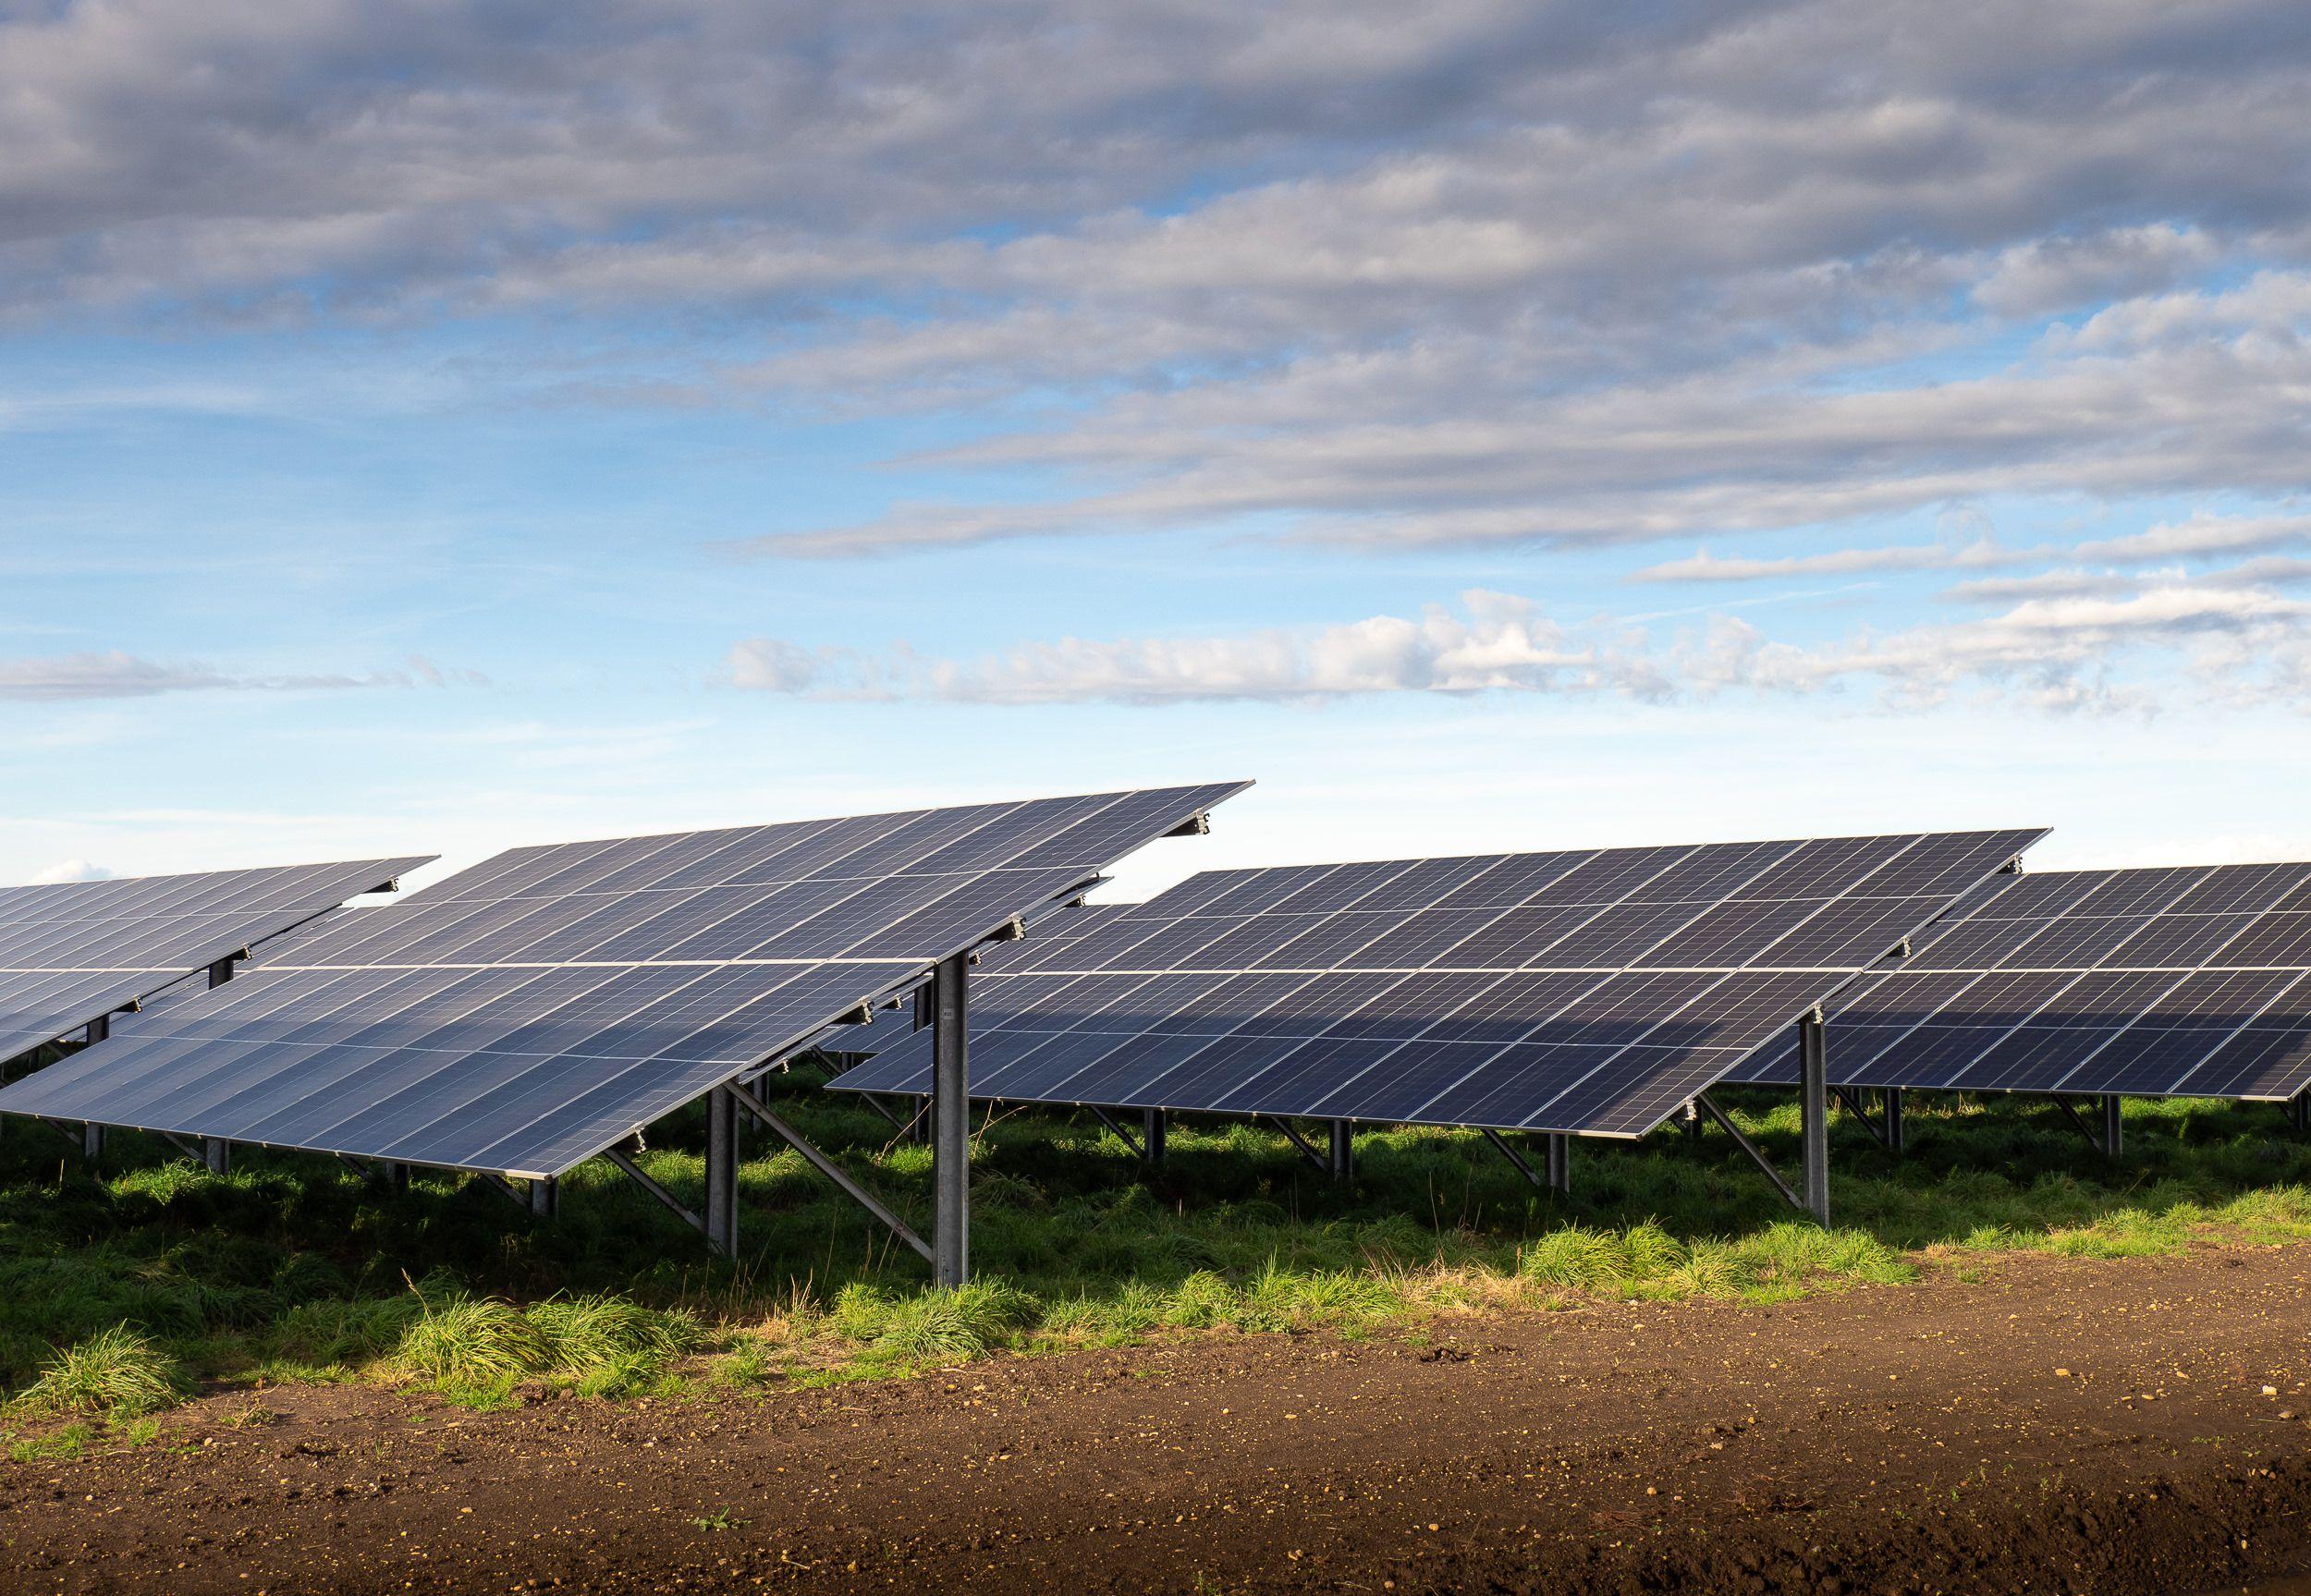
[1327,1120,1354,1182]
[529,1176,559,1219]
[704,1085,739,1258]
[1885,1088,1905,1155]
[1681,1101,1702,1138]
[81,1013,112,1162]
[1798,1012,1831,1225]
[207,958,236,989]
[1546,1132,1570,1194]
[933,953,971,1288]
[1143,1107,1168,1166]
[2290,1090,2309,1136]
[203,1139,231,1176]
[2101,1094,2123,1162]
[385,1161,410,1192]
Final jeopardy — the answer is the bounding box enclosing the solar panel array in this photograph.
[0,859,432,1064]
[1723,862,2311,1102]
[827,829,2044,1137]
[0,785,1246,1177]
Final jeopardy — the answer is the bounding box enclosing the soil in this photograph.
[5,1245,2311,1595]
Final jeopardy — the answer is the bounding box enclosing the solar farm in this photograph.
[3,786,2309,1590]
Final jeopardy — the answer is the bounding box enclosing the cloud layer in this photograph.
[6,2,2307,566]
[729,560,2311,715]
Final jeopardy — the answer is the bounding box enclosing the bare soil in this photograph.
[6,1245,2311,1594]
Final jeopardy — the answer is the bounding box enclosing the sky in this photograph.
[4,0,2310,900]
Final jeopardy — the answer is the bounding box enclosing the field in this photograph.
[2,1060,2310,1590]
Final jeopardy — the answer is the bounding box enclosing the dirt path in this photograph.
[6,1245,2311,1594]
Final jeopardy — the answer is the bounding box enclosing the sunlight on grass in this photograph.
[0,1080,2305,1419]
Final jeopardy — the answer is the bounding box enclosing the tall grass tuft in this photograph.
[831,1281,1036,1363]
[13,1326,180,1418]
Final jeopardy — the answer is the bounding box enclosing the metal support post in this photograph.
[1327,1119,1355,1182]
[81,1123,104,1161]
[1798,1010,1830,1224]
[86,1014,109,1045]
[2291,1090,2309,1136]
[1885,1088,1905,1155]
[1143,1107,1168,1166]
[704,1085,739,1258]
[529,1176,559,1220]
[2101,1094,2123,1162]
[203,1139,231,1176]
[933,952,971,1288]
[1680,1101,1702,1138]
[1546,1132,1571,1193]
[207,958,236,989]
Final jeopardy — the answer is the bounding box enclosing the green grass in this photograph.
[0,1058,2306,1426]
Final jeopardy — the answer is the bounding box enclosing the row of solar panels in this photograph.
[1,788,2305,1193]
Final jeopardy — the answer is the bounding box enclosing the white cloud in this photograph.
[728,567,2311,714]
[1630,534,2019,584]
[2074,511,2311,564]
[24,859,116,885]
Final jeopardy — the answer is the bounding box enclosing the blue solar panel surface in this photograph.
[827,829,2045,1137]
[1721,863,2311,1101]
[0,786,1245,1176]
[0,859,432,1064]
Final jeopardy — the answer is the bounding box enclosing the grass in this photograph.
[0,1052,2306,1432]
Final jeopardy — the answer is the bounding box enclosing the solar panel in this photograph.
[1721,861,2311,1102]
[825,828,2045,1137]
[0,786,1246,1176]
[0,859,434,1065]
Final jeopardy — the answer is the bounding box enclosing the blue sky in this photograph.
[5,2,2310,897]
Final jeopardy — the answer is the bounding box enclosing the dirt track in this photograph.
[5,1245,2310,1594]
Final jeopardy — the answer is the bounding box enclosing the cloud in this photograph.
[1629,534,2020,585]
[7,2,2310,579]
[0,651,485,701]
[2074,511,2311,564]
[728,566,2311,713]
[24,859,116,885]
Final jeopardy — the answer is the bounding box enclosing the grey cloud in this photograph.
[9,2,2311,579]
[0,650,482,701]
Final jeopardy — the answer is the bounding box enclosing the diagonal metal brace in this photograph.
[2050,1095,2115,1158]
[724,1079,934,1264]
[1085,1105,1145,1160]
[1263,1115,1331,1175]
[1831,1085,1891,1148]
[1480,1128,1552,1191]
[1694,1091,1807,1214]
[604,1147,707,1235]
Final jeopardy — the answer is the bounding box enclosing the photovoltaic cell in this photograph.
[827,828,2044,1137]
[1721,861,2311,1103]
[0,785,1247,1176]
[0,858,432,1064]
